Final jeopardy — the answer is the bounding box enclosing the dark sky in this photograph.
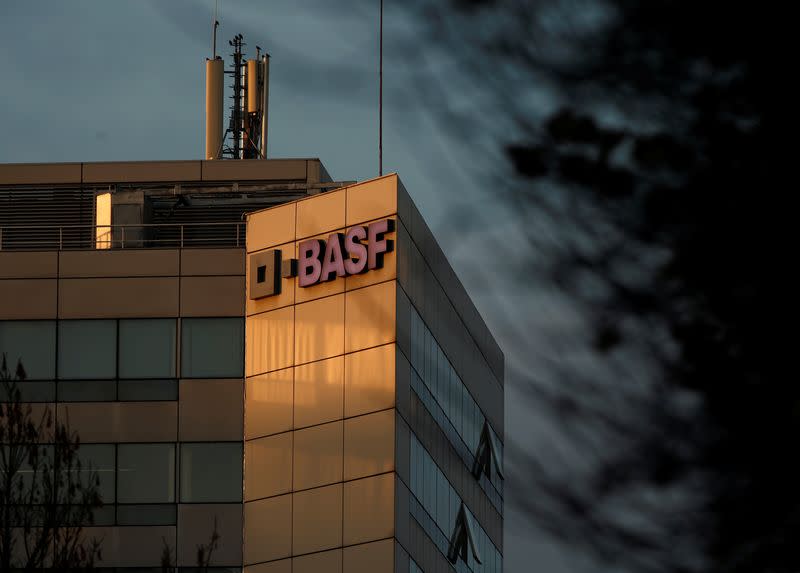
[0,2,581,571]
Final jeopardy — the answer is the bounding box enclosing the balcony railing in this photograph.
[0,222,246,250]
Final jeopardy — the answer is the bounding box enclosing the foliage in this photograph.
[0,353,102,570]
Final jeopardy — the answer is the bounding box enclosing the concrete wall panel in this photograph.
[0,252,57,278]
[180,275,245,316]
[0,162,81,184]
[59,249,179,278]
[181,248,245,276]
[59,277,179,318]
[177,503,243,567]
[82,161,201,183]
[179,379,243,441]
[202,159,307,182]
[0,279,57,319]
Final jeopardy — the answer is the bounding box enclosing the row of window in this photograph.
[10,442,243,506]
[408,306,504,494]
[411,371,502,513]
[3,378,181,403]
[0,318,244,381]
[410,435,502,573]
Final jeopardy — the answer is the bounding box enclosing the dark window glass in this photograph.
[119,319,176,378]
[58,320,116,379]
[0,320,56,380]
[58,379,116,402]
[118,379,178,401]
[118,444,175,503]
[116,504,176,525]
[179,442,242,502]
[77,444,116,504]
[181,318,243,378]
[4,381,55,402]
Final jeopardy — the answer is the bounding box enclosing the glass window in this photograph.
[119,319,176,378]
[116,504,176,525]
[436,471,448,531]
[118,444,175,503]
[58,379,115,402]
[181,318,243,378]
[77,444,116,504]
[58,320,116,379]
[118,379,177,401]
[179,442,242,502]
[449,487,459,536]
[0,320,56,380]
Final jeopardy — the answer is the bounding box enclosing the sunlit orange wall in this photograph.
[243,175,400,572]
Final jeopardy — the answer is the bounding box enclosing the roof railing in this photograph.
[0,222,246,251]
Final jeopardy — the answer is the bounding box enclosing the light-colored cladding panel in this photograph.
[244,177,401,568]
[205,58,224,160]
[0,162,81,185]
[0,279,57,319]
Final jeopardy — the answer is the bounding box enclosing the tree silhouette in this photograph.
[0,353,103,570]
[384,1,790,572]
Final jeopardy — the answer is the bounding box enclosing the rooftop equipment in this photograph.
[205,29,269,160]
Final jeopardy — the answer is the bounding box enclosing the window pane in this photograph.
[58,380,116,402]
[119,319,176,378]
[116,504,176,525]
[179,442,242,502]
[0,320,56,380]
[437,471,448,531]
[118,379,177,401]
[118,444,175,503]
[77,444,116,504]
[58,320,116,379]
[181,318,243,378]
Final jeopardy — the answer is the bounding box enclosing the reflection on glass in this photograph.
[294,295,344,365]
[117,443,175,503]
[244,433,292,500]
[292,483,343,555]
[180,442,242,502]
[344,281,396,353]
[246,368,293,438]
[77,444,116,504]
[57,380,116,402]
[181,318,244,378]
[119,319,176,378]
[0,320,56,380]
[343,410,394,481]
[294,357,343,429]
[246,307,294,376]
[293,421,343,490]
[410,434,503,573]
[116,504,177,525]
[343,473,394,546]
[58,320,116,379]
[243,495,292,563]
[344,344,395,418]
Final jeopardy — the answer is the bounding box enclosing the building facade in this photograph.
[0,160,504,572]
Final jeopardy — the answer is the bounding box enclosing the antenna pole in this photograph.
[212,0,219,58]
[213,20,219,58]
[379,0,383,176]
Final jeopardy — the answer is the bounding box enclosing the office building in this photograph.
[0,163,503,572]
